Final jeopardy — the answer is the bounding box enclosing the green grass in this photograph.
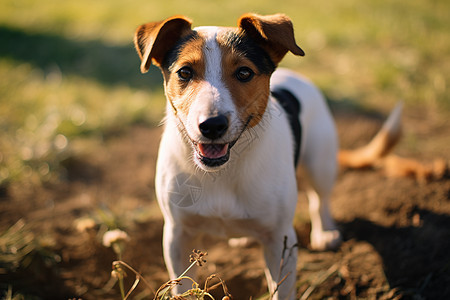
[1,0,449,184]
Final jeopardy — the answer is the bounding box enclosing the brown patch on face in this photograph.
[164,36,206,117]
[218,30,271,128]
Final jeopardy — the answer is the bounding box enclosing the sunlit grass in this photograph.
[0,220,61,299]
[0,0,449,184]
[0,57,165,184]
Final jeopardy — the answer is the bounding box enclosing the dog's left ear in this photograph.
[134,16,193,73]
[238,13,305,65]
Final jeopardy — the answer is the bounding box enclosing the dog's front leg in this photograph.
[263,226,298,300]
[162,222,198,295]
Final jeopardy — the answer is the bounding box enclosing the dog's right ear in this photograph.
[134,16,193,73]
[238,13,304,66]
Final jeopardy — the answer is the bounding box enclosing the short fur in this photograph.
[134,13,402,299]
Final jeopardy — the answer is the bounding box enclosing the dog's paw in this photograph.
[310,229,342,251]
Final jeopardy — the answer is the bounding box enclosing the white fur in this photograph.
[270,69,341,250]
[156,31,341,298]
[186,27,242,145]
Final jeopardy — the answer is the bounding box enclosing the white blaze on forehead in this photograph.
[195,26,223,85]
[191,26,236,119]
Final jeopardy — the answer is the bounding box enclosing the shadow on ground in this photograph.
[0,25,163,90]
[340,208,450,298]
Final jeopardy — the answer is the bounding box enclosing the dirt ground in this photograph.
[1,105,450,299]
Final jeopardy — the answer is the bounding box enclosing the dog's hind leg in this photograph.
[302,123,342,251]
[306,187,341,251]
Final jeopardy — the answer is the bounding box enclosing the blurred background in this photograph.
[1,0,449,299]
[0,0,448,186]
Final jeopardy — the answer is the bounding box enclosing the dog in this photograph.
[134,13,401,299]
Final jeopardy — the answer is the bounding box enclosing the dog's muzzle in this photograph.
[174,112,253,170]
[195,115,230,167]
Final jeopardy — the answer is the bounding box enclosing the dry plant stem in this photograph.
[270,236,297,299]
[156,259,197,298]
[113,261,156,294]
[272,272,291,297]
[204,274,232,297]
[124,277,141,300]
[154,250,212,299]
[154,277,195,300]
[154,280,179,300]
[119,277,126,299]
[180,260,198,278]
[299,262,340,300]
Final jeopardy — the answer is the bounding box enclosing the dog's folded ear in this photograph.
[134,16,193,73]
[238,13,305,65]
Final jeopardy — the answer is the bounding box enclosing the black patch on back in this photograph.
[222,31,276,74]
[271,88,302,166]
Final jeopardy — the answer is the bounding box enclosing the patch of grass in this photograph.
[0,220,59,274]
[0,220,61,298]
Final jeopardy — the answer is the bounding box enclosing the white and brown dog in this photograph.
[134,13,401,299]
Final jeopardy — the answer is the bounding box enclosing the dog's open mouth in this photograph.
[198,143,229,158]
[177,115,253,170]
[195,143,230,167]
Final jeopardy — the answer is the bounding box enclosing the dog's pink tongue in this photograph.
[198,143,228,159]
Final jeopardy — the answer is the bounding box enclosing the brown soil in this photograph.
[1,106,450,299]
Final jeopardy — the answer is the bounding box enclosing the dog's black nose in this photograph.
[199,115,229,140]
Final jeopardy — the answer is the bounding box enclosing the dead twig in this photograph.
[299,262,340,300]
[113,260,157,296]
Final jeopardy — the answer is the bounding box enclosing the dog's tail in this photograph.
[338,102,403,168]
[338,102,448,182]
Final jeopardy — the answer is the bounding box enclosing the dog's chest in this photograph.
[175,179,264,219]
[169,173,281,239]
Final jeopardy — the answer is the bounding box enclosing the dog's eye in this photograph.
[235,67,254,82]
[177,66,193,81]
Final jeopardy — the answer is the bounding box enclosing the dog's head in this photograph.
[134,14,304,171]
